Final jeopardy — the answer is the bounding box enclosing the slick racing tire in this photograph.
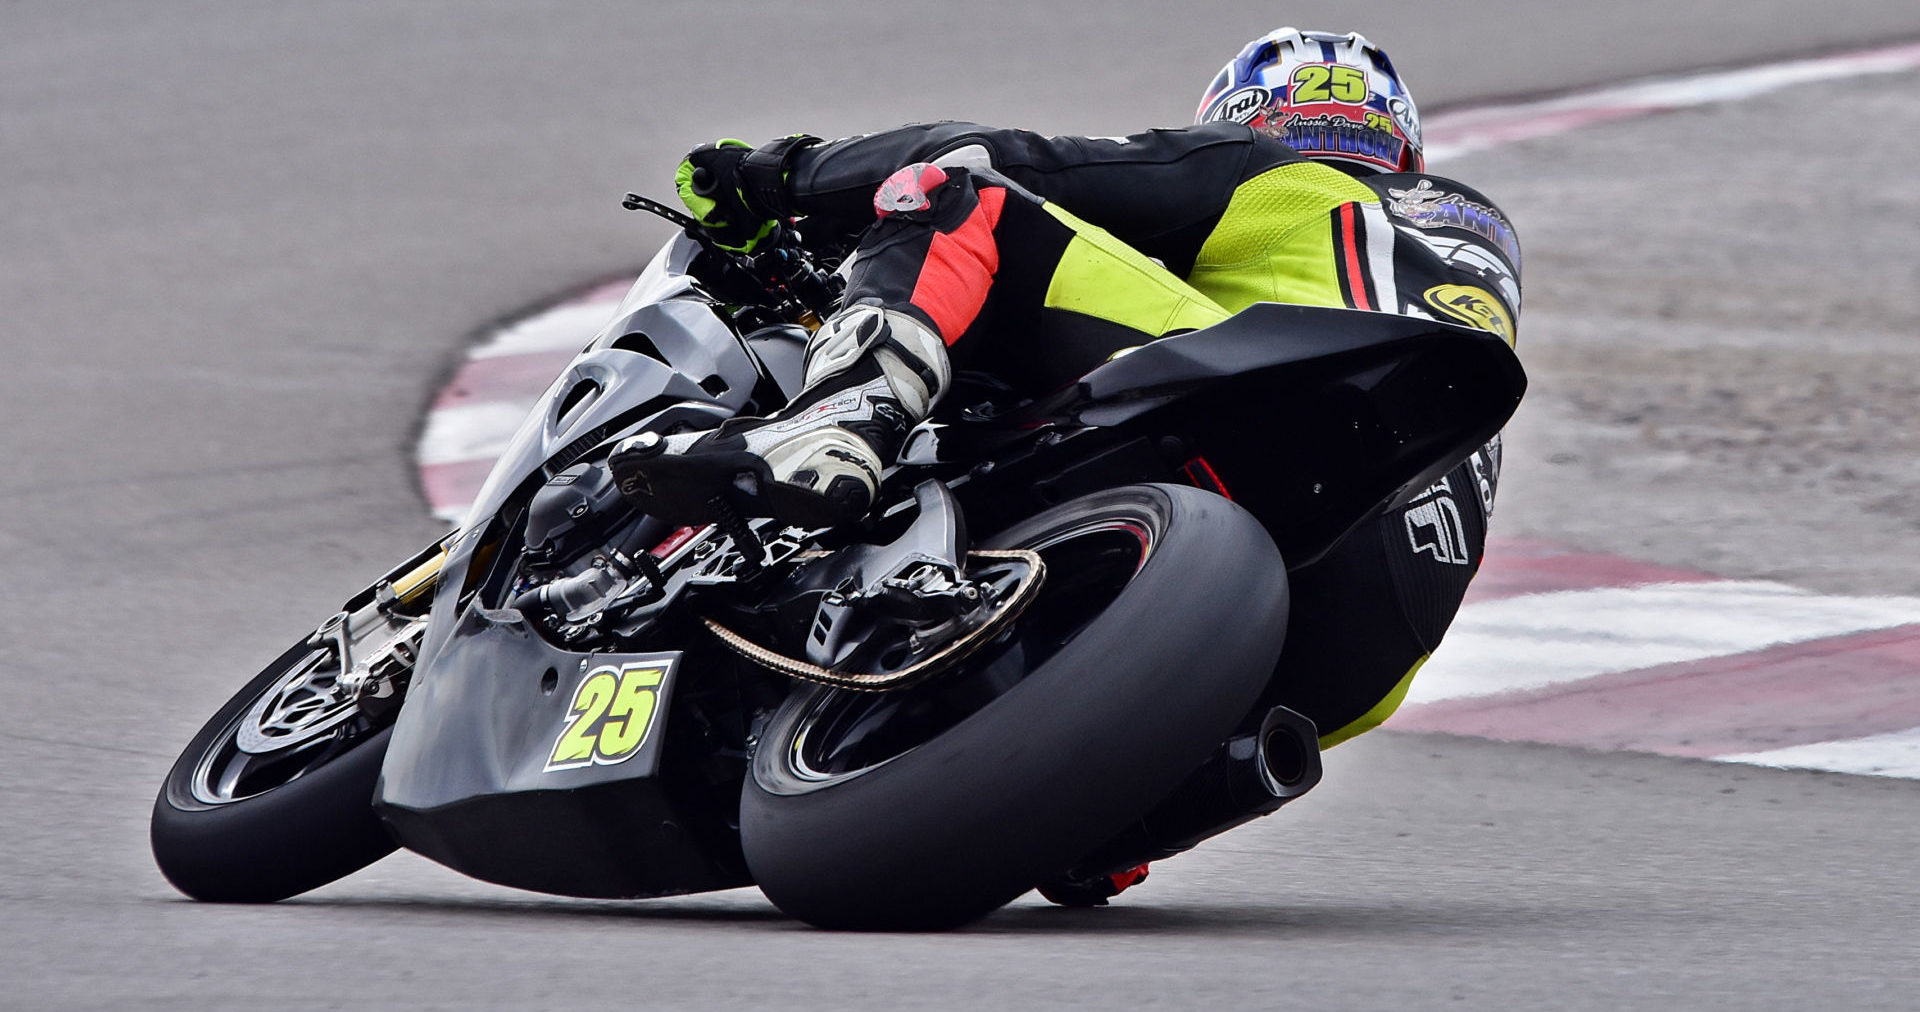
[741,483,1290,930]
[152,637,401,903]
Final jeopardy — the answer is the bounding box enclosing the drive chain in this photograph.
[702,549,1046,691]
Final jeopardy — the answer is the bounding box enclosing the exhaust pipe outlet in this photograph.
[1059,705,1323,880]
[1253,706,1319,797]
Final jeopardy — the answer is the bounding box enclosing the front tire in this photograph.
[152,618,414,902]
[741,483,1289,930]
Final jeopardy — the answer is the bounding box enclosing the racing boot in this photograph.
[1036,863,1152,907]
[608,302,949,527]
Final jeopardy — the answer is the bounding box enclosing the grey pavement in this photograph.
[3,2,1918,1007]
[1455,69,1920,594]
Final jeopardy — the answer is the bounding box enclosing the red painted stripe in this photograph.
[1337,203,1370,311]
[419,458,500,516]
[1392,623,1920,757]
[910,187,1006,344]
[431,350,575,410]
[1466,536,1717,603]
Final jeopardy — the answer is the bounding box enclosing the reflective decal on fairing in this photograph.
[1404,477,1472,566]
[1395,228,1521,311]
[1423,284,1515,344]
[546,661,669,772]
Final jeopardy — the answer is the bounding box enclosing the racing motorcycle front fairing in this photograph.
[451,235,801,534]
[376,236,792,899]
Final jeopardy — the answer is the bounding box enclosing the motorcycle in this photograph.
[151,193,1524,930]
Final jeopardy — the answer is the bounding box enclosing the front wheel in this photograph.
[151,605,424,902]
[740,483,1290,930]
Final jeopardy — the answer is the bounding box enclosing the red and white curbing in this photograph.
[1394,540,1920,779]
[1421,39,1920,161]
[411,42,1920,779]
[418,278,632,522]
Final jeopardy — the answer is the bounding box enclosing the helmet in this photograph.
[1196,28,1423,175]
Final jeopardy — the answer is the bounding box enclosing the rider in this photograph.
[613,27,1519,893]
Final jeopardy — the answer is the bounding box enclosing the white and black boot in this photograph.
[609,303,949,527]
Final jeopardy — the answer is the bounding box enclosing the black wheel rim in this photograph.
[186,616,423,806]
[189,658,355,805]
[784,512,1158,784]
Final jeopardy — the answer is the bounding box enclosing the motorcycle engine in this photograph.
[511,459,668,645]
[524,461,628,570]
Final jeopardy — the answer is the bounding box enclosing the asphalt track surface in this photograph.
[4,3,1920,1008]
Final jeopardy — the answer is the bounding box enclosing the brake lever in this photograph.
[622,192,703,232]
[623,191,840,324]
[624,191,764,289]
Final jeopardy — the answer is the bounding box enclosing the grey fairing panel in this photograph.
[387,240,746,812]
[455,238,758,531]
[373,606,746,898]
[377,607,682,810]
[373,237,766,895]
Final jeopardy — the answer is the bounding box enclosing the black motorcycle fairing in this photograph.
[740,323,810,403]
[375,609,751,899]
[965,303,1525,567]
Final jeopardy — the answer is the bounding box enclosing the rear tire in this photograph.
[741,483,1289,930]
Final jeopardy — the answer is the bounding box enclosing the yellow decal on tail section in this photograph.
[1423,284,1515,344]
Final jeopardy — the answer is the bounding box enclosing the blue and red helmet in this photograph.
[1196,28,1424,175]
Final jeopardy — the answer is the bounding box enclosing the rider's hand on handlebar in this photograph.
[676,140,778,254]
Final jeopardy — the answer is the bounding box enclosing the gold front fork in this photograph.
[375,543,450,614]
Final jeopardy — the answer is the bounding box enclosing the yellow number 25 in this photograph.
[1290,64,1368,104]
[546,663,666,772]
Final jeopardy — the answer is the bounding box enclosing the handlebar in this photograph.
[622,191,843,327]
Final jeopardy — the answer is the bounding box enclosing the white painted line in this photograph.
[417,401,540,466]
[1717,726,1920,779]
[1405,581,1920,705]
[470,299,623,359]
[1425,40,1920,162]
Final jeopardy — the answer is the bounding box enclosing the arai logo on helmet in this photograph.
[1208,86,1271,124]
[1387,95,1422,149]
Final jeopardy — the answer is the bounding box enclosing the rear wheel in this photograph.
[741,483,1289,930]
[151,608,423,902]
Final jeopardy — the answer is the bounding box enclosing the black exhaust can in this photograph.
[1059,705,1323,880]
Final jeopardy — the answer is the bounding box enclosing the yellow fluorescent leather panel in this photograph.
[1318,654,1427,750]
[1041,203,1230,335]
[1190,161,1377,312]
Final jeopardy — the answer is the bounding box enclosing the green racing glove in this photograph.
[676,139,778,253]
